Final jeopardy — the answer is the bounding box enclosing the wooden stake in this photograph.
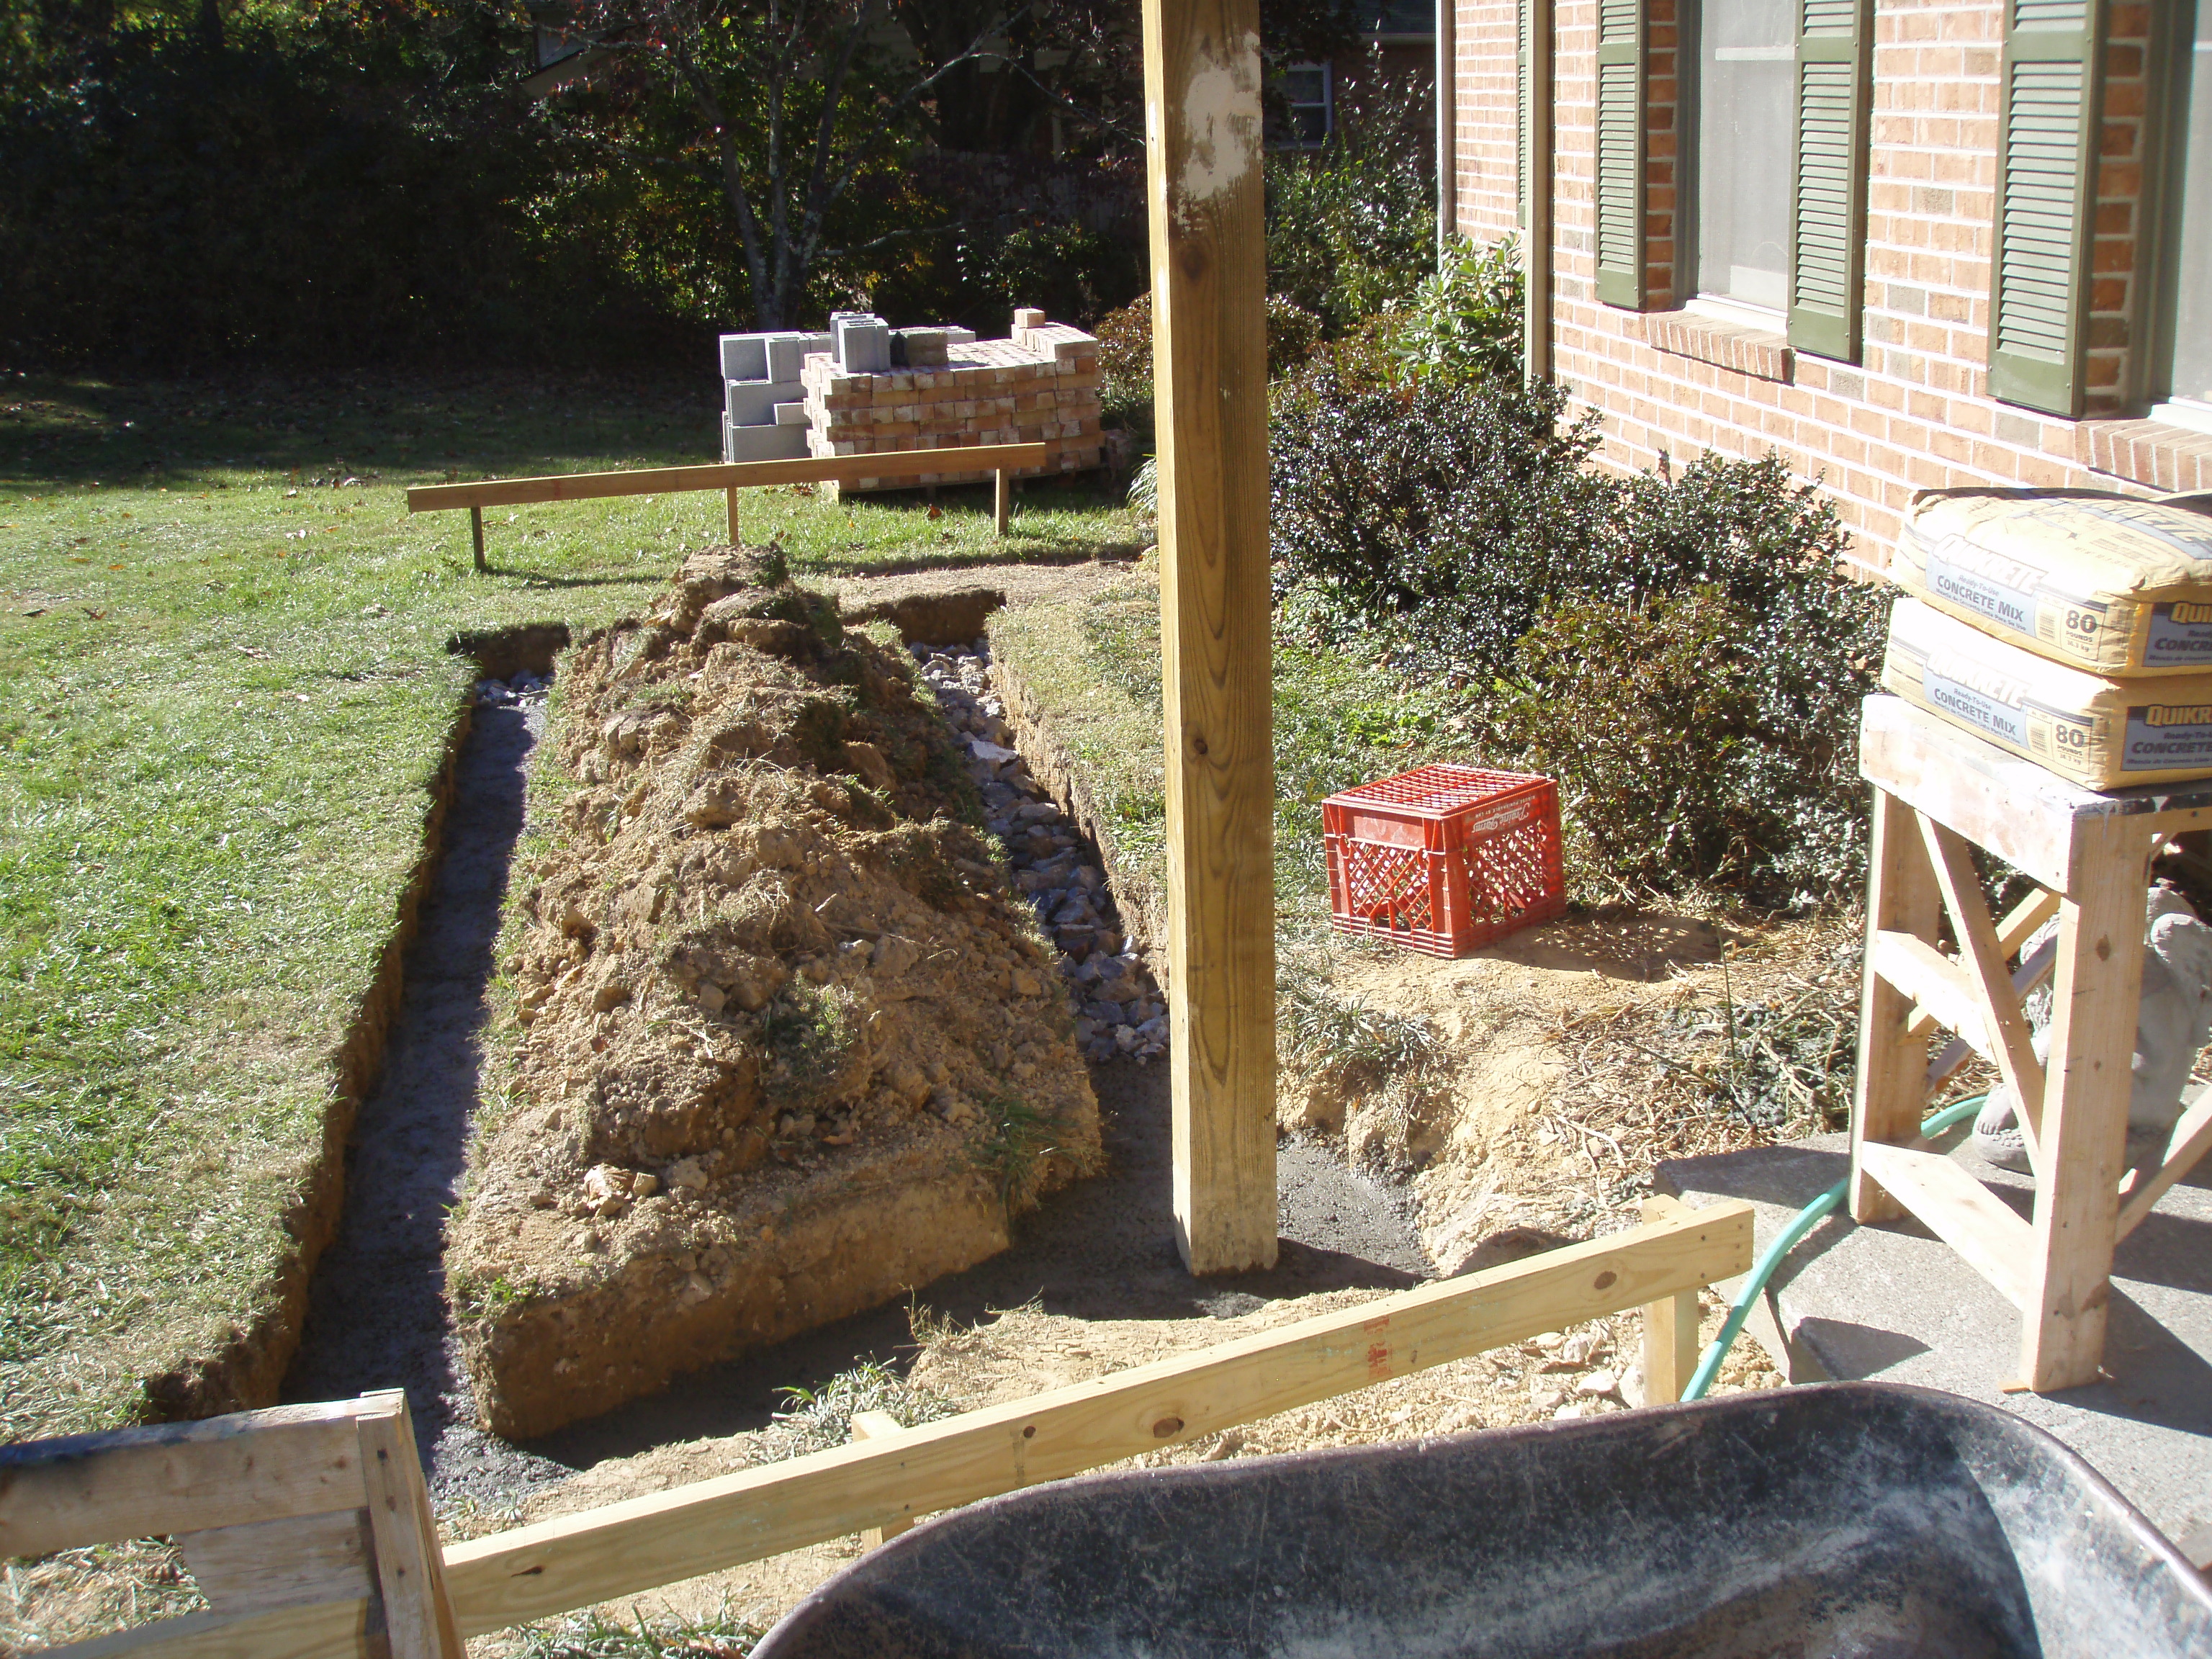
[994,467,1011,536]
[849,1411,912,1547]
[725,485,740,547]
[1637,1197,1701,1403]
[469,506,485,574]
[1141,0,1277,1273]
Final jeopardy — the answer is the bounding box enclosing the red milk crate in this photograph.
[1321,765,1566,957]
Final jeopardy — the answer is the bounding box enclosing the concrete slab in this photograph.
[1660,1122,2212,1560]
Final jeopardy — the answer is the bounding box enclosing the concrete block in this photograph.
[727,377,805,427]
[835,314,892,374]
[766,332,832,382]
[726,421,811,462]
[773,400,809,426]
[720,333,768,382]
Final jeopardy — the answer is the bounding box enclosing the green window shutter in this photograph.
[1788,0,1873,360]
[1594,0,1646,308]
[1990,0,2103,415]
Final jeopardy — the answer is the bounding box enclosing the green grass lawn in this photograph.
[0,367,1143,1440]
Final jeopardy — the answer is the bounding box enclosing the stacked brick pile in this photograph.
[800,307,1103,495]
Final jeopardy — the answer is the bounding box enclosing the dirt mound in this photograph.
[447,549,1101,1439]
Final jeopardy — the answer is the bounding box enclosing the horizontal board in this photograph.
[180,1507,374,1614]
[37,1598,383,1659]
[0,1402,377,1559]
[443,1202,1753,1632]
[405,444,1048,514]
[1858,1143,2033,1309]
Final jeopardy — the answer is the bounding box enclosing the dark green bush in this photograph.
[1271,376,1885,902]
[1269,364,1616,678]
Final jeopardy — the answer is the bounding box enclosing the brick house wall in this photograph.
[1452,0,2212,564]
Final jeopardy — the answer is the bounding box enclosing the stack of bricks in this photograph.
[801,307,1104,495]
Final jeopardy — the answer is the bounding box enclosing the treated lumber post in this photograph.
[1141,0,1278,1273]
[469,506,486,573]
[2023,811,2149,1390]
[356,1391,464,1659]
[725,485,740,547]
[1850,788,1941,1223]
[1637,1197,1701,1403]
[994,467,1011,536]
[850,1411,913,1547]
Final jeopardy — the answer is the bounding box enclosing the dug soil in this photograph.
[446,549,1102,1439]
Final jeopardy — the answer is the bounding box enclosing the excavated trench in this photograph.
[281,596,1429,1509]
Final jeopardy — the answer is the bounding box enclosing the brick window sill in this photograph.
[1638,310,1794,384]
[2080,418,2212,495]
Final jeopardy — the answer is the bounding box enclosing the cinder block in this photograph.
[720,333,768,382]
[835,314,892,373]
[727,378,805,426]
[773,400,809,426]
[766,332,832,382]
[727,421,811,462]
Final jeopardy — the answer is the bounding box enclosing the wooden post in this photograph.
[849,1410,912,1547]
[355,1391,464,1659]
[1850,788,1941,1223]
[994,468,1011,536]
[469,506,486,573]
[1637,1197,1701,1403]
[2023,812,2149,1390]
[1142,0,1278,1272]
[725,485,740,547]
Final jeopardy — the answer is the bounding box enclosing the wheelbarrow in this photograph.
[754,1382,2212,1658]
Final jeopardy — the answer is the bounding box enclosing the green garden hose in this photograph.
[1678,1094,1990,1401]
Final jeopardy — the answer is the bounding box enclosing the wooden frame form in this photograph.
[1852,695,2212,1390]
[6,1203,1751,1655]
[1141,0,1280,1274]
[403,444,1048,572]
[0,1390,461,1659]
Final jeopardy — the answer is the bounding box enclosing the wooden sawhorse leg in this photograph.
[1851,788,1942,1224]
[2023,814,2149,1390]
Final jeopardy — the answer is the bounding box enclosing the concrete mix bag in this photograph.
[1892,488,2212,675]
[1883,596,2212,788]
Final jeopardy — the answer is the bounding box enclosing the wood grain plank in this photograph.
[2116,1091,2212,1242]
[1858,1143,2033,1310]
[1869,929,1990,1058]
[354,1395,463,1659]
[0,1403,374,1560]
[441,1203,1754,1633]
[2024,809,2149,1389]
[35,1599,383,1659]
[1917,814,2049,1163]
[179,1508,373,1614]
[1142,0,1277,1272]
[404,444,1048,514]
[1908,885,2058,1040]
[1853,788,1946,1223]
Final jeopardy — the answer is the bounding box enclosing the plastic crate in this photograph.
[1322,765,1565,957]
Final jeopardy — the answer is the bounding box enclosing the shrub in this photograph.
[1270,374,1884,902]
[1264,55,1436,336]
[1269,363,1616,678]
[1091,289,1325,389]
[1391,235,1523,384]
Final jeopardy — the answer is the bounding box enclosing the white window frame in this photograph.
[1683,0,1795,323]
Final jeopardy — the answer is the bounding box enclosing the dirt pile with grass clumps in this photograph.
[447,547,1101,1441]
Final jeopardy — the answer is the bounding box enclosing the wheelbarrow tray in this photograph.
[755,1382,2212,1658]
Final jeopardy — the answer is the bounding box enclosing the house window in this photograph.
[1694,0,1796,314]
[2157,0,2212,428]
[1282,63,1334,148]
